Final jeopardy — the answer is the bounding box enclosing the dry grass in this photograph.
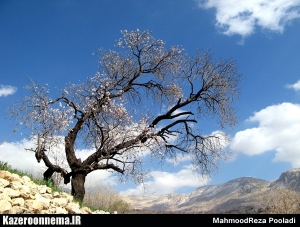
[83,182,133,214]
[259,186,300,214]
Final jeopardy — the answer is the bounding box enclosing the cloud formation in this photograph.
[230,102,300,167]
[285,79,300,91]
[0,85,17,97]
[197,0,300,38]
[0,138,208,195]
[0,138,117,188]
[0,127,233,195]
[120,165,210,195]
[0,139,44,172]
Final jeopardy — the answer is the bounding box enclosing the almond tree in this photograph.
[10,29,241,201]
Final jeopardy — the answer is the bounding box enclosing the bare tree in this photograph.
[9,29,241,201]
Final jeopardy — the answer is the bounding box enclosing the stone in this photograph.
[0,200,12,214]
[42,193,53,200]
[25,200,44,212]
[0,171,19,182]
[65,202,81,214]
[0,171,10,179]
[92,210,110,214]
[19,185,31,198]
[39,209,49,214]
[54,206,68,214]
[22,175,31,182]
[11,173,24,183]
[53,192,60,198]
[0,170,111,214]
[60,192,73,202]
[3,188,20,198]
[0,178,9,187]
[39,185,47,194]
[0,193,12,202]
[52,198,68,207]
[11,205,25,214]
[81,206,92,214]
[12,198,25,207]
[10,181,23,190]
[35,193,50,208]
[46,187,52,194]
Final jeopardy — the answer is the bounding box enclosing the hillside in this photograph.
[2,164,299,214]
[0,170,110,214]
[123,168,300,213]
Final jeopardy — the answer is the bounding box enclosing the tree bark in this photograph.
[71,173,86,202]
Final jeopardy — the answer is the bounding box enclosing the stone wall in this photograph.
[0,170,110,214]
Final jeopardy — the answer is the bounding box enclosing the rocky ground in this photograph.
[0,170,110,214]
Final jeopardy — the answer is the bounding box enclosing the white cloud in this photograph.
[85,169,118,187]
[0,139,44,172]
[230,102,300,167]
[0,85,17,97]
[166,153,191,166]
[75,149,118,186]
[162,130,228,166]
[120,165,210,196]
[197,0,300,38]
[285,79,300,91]
[0,138,118,188]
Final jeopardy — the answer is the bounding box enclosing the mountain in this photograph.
[122,168,300,213]
[271,168,300,189]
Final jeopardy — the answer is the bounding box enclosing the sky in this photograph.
[1,0,300,196]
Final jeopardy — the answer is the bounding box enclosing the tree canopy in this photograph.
[10,29,241,201]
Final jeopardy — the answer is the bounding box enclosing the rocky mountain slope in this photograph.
[122,168,300,213]
[271,168,300,189]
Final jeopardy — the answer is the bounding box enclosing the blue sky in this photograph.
[1,0,300,196]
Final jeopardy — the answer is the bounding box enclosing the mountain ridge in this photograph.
[122,168,300,213]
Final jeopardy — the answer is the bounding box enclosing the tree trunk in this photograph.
[71,173,86,202]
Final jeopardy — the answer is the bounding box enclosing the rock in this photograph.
[46,187,52,194]
[271,168,300,189]
[52,198,68,207]
[19,185,30,197]
[42,193,53,200]
[0,171,21,183]
[12,198,25,207]
[25,200,45,212]
[53,207,68,214]
[65,202,81,214]
[60,192,74,202]
[35,193,51,208]
[92,210,110,214]
[10,181,23,190]
[53,192,60,198]
[11,205,25,214]
[0,200,12,213]
[0,193,12,202]
[22,175,31,182]
[38,185,47,194]
[81,206,92,214]
[0,170,110,214]
[0,178,9,187]
[3,188,20,198]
